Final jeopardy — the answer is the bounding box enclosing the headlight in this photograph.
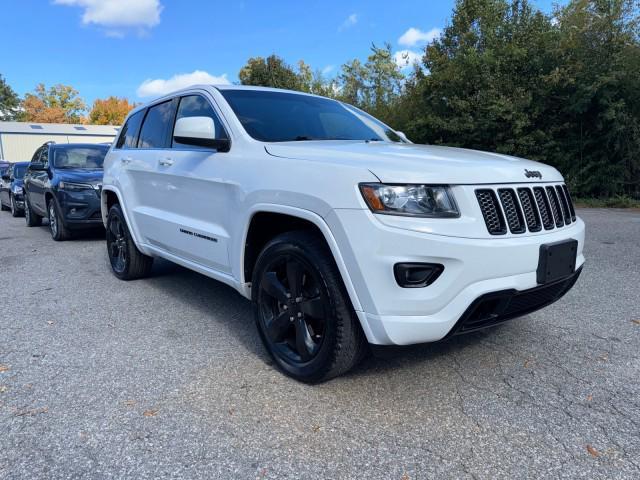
[58,181,93,191]
[13,186,23,194]
[359,183,459,217]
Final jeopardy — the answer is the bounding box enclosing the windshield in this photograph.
[13,165,27,178]
[53,146,107,169]
[219,90,404,143]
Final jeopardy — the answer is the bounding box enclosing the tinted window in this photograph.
[116,110,144,149]
[219,90,403,143]
[172,95,228,148]
[53,146,108,169]
[13,165,27,178]
[31,147,43,163]
[40,147,49,167]
[138,100,175,149]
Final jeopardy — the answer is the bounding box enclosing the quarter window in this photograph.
[138,100,175,149]
[172,95,227,149]
[116,110,144,149]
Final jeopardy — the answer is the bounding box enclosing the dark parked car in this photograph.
[1,162,29,217]
[23,142,108,240]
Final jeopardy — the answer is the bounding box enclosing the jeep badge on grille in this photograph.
[524,169,542,179]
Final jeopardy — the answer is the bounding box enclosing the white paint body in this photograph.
[102,85,585,345]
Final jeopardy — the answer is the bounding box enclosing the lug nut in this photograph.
[297,312,303,318]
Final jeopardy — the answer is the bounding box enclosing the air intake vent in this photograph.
[546,186,564,227]
[562,185,576,221]
[533,187,555,230]
[517,188,542,232]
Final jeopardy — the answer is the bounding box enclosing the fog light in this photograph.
[394,263,444,288]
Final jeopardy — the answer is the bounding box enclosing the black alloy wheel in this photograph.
[48,200,70,241]
[106,204,153,280]
[10,195,20,217]
[252,231,367,383]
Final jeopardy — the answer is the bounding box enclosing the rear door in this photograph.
[146,93,232,272]
[25,147,48,214]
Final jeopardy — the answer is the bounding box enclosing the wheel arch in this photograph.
[240,204,363,313]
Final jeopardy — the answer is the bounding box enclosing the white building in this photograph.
[0,122,118,162]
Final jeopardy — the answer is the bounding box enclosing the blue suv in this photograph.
[23,142,109,241]
[1,161,29,217]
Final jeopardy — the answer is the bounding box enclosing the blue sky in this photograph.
[2,0,560,106]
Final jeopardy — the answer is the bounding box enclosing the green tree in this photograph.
[0,74,21,120]
[22,83,87,123]
[239,55,304,91]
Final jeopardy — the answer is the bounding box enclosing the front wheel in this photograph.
[24,195,42,227]
[106,204,153,280]
[10,195,22,217]
[48,200,71,241]
[252,231,367,383]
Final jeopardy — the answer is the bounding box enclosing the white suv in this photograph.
[102,85,585,382]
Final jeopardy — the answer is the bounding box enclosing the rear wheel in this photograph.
[48,200,71,241]
[106,204,153,280]
[24,195,42,227]
[252,231,367,383]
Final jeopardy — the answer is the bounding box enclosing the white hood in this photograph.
[265,141,563,184]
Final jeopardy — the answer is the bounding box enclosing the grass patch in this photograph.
[573,195,640,209]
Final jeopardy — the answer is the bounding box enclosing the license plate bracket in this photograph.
[537,239,578,284]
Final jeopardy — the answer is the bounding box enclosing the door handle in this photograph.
[121,156,132,164]
[159,158,174,167]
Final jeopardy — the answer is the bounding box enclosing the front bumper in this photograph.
[56,190,103,229]
[326,209,585,345]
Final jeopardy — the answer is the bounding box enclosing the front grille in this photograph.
[476,189,507,235]
[449,267,582,335]
[498,189,526,234]
[476,183,576,235]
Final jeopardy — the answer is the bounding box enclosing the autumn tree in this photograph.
[89,96,135,125]
[21,83,86,124]
[0,74,21,120]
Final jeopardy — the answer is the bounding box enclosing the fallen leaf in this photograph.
[632,319,640,325]
[0,365,9,373]
[586,445,599,457]
[15,406,48,417]
[228,408,235,416]
[0,385,8,393]
[312,424,321,433]
[47,321,54,325]
[123,400,136,407]
[524,359,535,368]
[143,409,158,417]
[598,353,609,362]
[401,473,410,480]
[586,394,593,402]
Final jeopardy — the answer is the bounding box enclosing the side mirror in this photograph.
[173,116,230,152]
[395,131,411,143]
[1,174,9,181]
[29,163,46,171]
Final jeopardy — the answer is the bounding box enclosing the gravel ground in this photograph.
[0,208,639,479]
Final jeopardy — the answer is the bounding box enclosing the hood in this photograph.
[56,168,103,184]
[265,141,563,184]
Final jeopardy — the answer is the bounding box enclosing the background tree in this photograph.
[0,74,21,120]
[89,96,135,125]
[21,83,86,124]
[239,55,304,90]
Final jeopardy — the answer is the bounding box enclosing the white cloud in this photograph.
[322,65,335,75]
[136,70,230,98]
[398,27,441,47]
[54,0,163,35]
[339,13,358,31]
[393,50,422,69]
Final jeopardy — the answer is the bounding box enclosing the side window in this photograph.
[116,110,144,149]
[172,95,228,149]
[31,147,43,163]
[40,147,49,168]
[138,100,175,149]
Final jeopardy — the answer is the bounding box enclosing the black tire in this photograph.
[10,195,22,217]
[252,231,367,383]
[48,199,71,241]
[24,195,42,227]
[106,204,153,280]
